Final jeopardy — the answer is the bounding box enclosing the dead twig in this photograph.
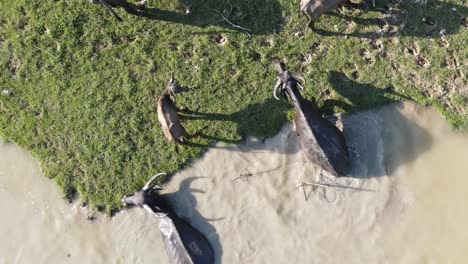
[33,45,63,69]
[211,1,252,36]
[232,157,263,180]
[233,158,301,181]
[297,181,375,192]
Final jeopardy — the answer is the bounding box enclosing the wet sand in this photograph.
[1,102,468,263]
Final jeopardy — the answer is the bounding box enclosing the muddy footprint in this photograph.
[416,56,430,68]
[369,39,384,51]
[406,42,420,56]
[359,49,375,65]
[210,34,227,46]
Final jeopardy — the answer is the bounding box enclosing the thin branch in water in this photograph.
[232,157,263,180]
[297,182,309,201]
[297,181,375,192]
[233,158,300,181]
[252,160,300,176]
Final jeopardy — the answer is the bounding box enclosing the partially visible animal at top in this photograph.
[157,77,196,144]
[273,62,349,176]
[90,0,192,20]
[122,173,215,264]
[300,0,349,31]
[90,0,146,21]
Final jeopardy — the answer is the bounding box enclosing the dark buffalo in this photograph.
[273,62,349,176]
[122,173,215,264]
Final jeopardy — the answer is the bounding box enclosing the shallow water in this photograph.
[1,102,468,264]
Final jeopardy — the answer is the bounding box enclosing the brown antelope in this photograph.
[157,77,194,144]
[300,0,349,31]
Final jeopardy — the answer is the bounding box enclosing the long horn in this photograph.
[273,78,282,101]
[143,204,168,218]
[143,173,167,191]
[293,75,306,90]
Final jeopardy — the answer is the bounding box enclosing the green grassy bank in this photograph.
[0,0,466,213]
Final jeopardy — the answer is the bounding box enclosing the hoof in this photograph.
[307,22,314,30]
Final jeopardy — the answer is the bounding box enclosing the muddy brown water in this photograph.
[1,102,467,264]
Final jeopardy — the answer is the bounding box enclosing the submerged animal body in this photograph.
[157,78,190,144]
[274,62,349,176]
[300,0,349,30]
[122,174,215,264]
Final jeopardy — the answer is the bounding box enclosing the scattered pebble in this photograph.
[2,89,12,95]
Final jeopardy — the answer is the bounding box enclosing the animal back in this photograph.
[294,101,348,175]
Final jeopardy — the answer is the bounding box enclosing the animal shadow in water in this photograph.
[181,97,295,153]
[324,71,433,177]
[162,177,223,264]
[317,0,467,39]
[129,0,283,35]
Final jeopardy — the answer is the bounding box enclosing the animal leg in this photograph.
[339,0,350,6]
[307,19,316,31]
[176,106,190,113]
[136,0,147,10]
[98,0,123,21]
[183,0,191,14]
[117,0,144,16]
[363,0,374,12]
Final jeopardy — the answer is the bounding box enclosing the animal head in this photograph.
[167,77,190,96]
[273,62,306,101]
[121,190,145,207]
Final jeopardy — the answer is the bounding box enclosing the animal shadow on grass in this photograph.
[180,98,296,154]
[117,0,283,35]
[162,176,223,264]
[324,71,433,177]
[317,0,467,39]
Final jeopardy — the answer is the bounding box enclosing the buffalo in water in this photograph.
[122,173,215,264]
[273,62,349,176]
